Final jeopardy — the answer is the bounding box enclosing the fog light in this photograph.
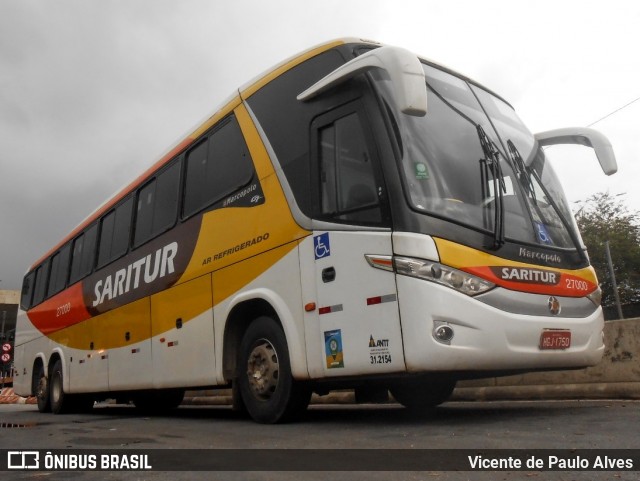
[434,324,454,344]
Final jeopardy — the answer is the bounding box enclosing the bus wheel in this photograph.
[238,316,310,424]
[49,359,72,414]
[49,360,96,414]
[35,364,51,413]
[389,377,456,412]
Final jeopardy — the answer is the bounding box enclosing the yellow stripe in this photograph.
[212,241,299,306]
[240,40,345,99]
[434,237,598,284]
[150,274,212,338]
[49,298,150,350]
[189,96,242,140]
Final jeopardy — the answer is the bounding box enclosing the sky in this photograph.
[1,0,639,290]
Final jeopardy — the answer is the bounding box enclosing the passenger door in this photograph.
[304,102,406,378]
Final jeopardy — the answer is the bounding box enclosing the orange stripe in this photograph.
[27,282,91,335]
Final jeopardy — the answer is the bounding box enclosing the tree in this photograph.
[575,192,640,313]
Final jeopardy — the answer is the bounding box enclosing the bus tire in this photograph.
[35,364,51,413]
[237,316,310,424]
[389,377,456,412]
[49,359,73,414]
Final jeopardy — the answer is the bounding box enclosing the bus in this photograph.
[14,38,617,423]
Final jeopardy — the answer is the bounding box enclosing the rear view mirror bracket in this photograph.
[534,127,617,175]
[297,46,427,117]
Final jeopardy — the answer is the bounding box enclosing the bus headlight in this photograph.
[587,286,602,307]
[394,256,495,296]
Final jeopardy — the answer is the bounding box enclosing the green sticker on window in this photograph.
[415,162,429,180]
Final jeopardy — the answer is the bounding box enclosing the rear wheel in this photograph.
[35,364,51,413]
[49,359,94,414]
[237,316,310,424]
[50,359,73,414]
[389,377,456,413]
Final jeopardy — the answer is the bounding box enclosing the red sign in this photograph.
[2,343,11,352]
[1,353,11,363]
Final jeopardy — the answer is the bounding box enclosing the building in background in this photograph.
[0,290,19,379]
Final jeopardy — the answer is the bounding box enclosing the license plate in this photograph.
[539,330,571,350]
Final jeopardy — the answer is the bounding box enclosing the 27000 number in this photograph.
[566,278,589,291]
[56,302,71,317]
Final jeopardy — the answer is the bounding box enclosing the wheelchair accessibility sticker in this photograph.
[314,232,331,260]
[535,222,554,246]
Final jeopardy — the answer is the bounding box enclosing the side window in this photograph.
[134,160,181,247]
[208,117,253,201]
[98,197,133,267]
[183,116,253,218]
[315,110,383,224]
[20,272,35,310]
[69,224,98,284]
[32,260,51,306]
[183,140,208,217]
[47,244,71,297]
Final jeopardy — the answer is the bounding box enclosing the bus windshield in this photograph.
[386,62,581,251]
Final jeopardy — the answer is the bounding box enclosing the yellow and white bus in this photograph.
[15,39,617,423]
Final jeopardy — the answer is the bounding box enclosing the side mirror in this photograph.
[534,127,617,176]
[297,46,427,116]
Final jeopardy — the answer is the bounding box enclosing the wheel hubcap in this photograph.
[246,339,279,400]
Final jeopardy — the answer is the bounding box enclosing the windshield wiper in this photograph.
[477,125,506,249]
[507,139,537,204]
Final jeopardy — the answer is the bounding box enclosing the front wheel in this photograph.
[389,377,456,413]
[237,316,310,424]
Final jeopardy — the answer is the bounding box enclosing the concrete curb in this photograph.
[450,382,640,402]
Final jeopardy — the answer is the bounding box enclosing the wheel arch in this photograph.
[221,289,308,382]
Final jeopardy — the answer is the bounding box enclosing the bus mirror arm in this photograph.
[533,127,618,176]
[297,46,427,116]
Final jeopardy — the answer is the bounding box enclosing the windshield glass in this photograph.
[386,62,580,250]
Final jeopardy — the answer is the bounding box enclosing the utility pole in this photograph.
[605,240,624,320]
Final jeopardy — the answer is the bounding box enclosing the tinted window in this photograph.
[70,224,98,284]
[135,180,155,246]
[20,272,35,310]
[47,244,71,297]
[135,160,181,246]
[98,197,133,267]
[208,118,252,201]
[183,140,208,217]
[246,49,347,216]
[32,260,50,306]
[317,112,381,224]
[183,116,253,217]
